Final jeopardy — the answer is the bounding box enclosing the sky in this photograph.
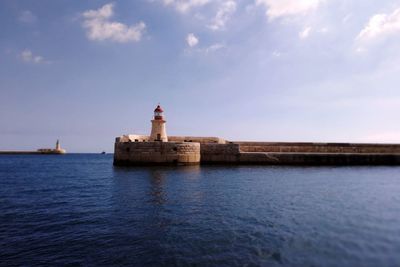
[1,0,400,152]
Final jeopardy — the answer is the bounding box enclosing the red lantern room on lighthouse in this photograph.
[154,105,164,120]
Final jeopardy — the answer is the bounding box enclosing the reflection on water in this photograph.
[112,165,202,207]
[148,169,166,205]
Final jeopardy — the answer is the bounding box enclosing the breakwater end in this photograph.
[113,105,400,166]
[0,140,66,155]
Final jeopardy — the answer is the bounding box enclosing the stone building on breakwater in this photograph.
[113,105,400,166]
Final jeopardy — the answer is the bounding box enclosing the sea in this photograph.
[1,154,400,266]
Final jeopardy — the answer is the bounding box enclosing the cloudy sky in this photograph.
[1,0,400,152]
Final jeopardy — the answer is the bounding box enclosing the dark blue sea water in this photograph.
[1,154,400,266]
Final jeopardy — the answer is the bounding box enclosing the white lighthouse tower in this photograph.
[54,139,66,154]
[150,104,168,142]
[56,139,61,150]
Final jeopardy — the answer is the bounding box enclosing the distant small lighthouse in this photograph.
[56,139,61,151]
[150,104,168,142]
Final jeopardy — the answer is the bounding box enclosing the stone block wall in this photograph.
[169,136,226,144]
[113,136,400,166]
[114,141,200,165]
[116,135,226,144]
[200,143,240,163]
[236,142,400,154]
[116,135,150,143]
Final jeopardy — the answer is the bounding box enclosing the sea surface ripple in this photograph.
[1,154,400,266]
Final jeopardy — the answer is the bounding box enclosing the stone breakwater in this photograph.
[114,141,200,165]
[0,150,65,155]
[113,136,400,166]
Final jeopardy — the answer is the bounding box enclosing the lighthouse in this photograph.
[150,104,168,142]
[56,139,61,150]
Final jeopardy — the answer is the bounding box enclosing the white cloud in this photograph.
[185,42,226,54]
[356,8,400,43]
[272,50,281,57]
[319,27,328,33]
[208,1,236,31]
[205,43,225,53]
[82,3,146,43]
[255,0,322,20]
[19,49,47,64]
[156,0,236,31]
[355,47,367,54]
[19,10,37,24]
[299,26,312,39]
[186,33,199,47]
[162,0,210,13]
